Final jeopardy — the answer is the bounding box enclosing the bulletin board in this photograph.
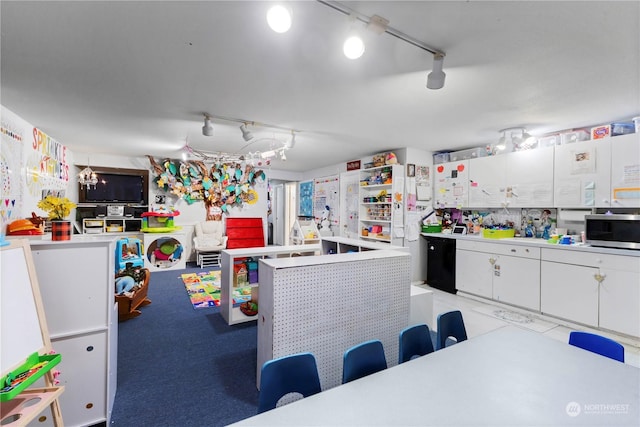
[298,180,314,217]
[313,175,340,226]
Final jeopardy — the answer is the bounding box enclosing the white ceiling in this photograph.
[2,1,639,172]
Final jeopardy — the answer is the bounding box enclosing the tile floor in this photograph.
[419,284,640,368]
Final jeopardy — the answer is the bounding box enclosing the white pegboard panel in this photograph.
[258,252,410,390]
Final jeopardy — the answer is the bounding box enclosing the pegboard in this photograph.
[257,252,411,390]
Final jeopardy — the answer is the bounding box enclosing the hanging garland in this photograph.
[147,155,265,217]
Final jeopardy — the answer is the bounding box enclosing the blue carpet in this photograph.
[110,264,259,427]
[110,264,447,426]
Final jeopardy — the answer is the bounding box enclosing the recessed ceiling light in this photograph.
[267,5,292,33]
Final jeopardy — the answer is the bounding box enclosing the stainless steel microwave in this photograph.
[585,214,640,250]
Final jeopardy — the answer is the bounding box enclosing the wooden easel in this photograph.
[1,239,64,426]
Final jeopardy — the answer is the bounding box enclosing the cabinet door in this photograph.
[339,170,360,239]
[541,261,599,327]
[599,267,640,337]
[468,155,507,208]
[492,255,540,311]
[505,146,555,207]
[554,139,612,207]
[611,133,640,208]
[434,160,469,208]
[455,249,493,298]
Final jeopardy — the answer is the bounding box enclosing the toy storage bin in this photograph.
[611,122,635,136]
[449,147,487,161]
[538,134,561,147]
[482,228,515,239]
[560,130,589,144]
[433,152,450,164]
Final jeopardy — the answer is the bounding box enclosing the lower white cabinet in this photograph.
[30,237,117,427]
[456,240,540,311]
[541,248,640,337]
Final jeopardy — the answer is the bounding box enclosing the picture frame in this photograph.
[407,163,415,177]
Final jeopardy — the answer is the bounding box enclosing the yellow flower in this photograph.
[37,196,77,220]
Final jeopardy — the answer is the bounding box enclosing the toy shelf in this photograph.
[290,218,320,245]
[358,164,404,246]
[220,245,321,325]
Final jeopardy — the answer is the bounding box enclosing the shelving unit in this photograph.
[290,218,320,245]
[220,245,321,325]
[358,164,404,246]
[82,217,142,234]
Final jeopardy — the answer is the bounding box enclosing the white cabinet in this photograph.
[456,240,540,311]
[29,237,117,427]
[434,160,469,208]
[468,147,554,208]
[541,248,640,337]
[359,164,404,245]
[554,138,612,207]
[610,133,640,208]
[220,245,320,325]
[468,155,507,207]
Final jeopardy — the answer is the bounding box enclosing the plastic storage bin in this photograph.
[482,228,515,239]
[449,147,487,161]
[538,134,561,147]
[560,130,590,144]
[433,152,450,164]
[611,122,635,136]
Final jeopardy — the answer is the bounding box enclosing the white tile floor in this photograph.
[419,284,640,368]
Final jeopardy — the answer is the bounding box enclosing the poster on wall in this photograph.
[313,175,339,226]
[1,106,72,225]
[299,180,314,217]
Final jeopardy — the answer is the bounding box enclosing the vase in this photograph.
[51,220,72,241]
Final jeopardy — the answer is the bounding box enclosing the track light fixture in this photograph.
[240,123,254,141]
[284,131,296,149]
[426,53,446,90]
[317,0,446,89]
[202,115,214,136]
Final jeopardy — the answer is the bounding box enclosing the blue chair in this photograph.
[436,310,468,350]
[568,331,625,363]
[258,352,322,413]
[399,324,435,364]
[342,340,387,384]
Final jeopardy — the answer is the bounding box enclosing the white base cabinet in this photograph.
[456,240,540,311]
[29,237,117,427]
[541,248,640,337]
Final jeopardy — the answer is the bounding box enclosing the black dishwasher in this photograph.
[425,236,457,294]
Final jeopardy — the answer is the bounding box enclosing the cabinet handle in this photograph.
[510,249,516,253]
[594,273,606,284]
[429,246,435,250]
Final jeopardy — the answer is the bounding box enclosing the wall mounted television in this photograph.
[78,166,149,205]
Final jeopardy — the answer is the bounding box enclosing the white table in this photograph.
[231,326,640,426]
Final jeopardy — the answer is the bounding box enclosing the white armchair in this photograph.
[193,220,228,268]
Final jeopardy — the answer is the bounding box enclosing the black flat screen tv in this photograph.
[79,169,148,205]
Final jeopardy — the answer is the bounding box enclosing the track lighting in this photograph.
[496,130,507,150]
[267,4,292,33]
[240,123,254,142]
[343,34,365,59]
[202,116,213,136]
[497,127,537,152]
[284,131,296,149]
[426,53,446,90]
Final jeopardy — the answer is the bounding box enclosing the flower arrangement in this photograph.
[37,196,77,220]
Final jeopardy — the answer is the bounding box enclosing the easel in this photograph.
[1,239,64,426]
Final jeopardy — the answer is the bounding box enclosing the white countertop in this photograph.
[421,232,640,257]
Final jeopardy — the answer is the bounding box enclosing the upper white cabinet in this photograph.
[554,138,612,207]
[468,155,507,208]
[468,147,554,208]
[434,160,469,208]
[610,133,640,208]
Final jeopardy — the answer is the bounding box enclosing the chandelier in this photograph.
[78,165,98,189]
